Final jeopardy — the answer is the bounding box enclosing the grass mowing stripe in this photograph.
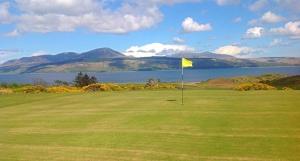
[0,90,299,161]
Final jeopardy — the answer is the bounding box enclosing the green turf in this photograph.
[0,90,300,161]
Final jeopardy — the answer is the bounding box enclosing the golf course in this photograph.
[0,90,299,161]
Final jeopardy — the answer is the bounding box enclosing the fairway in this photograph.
[0,90,300,161]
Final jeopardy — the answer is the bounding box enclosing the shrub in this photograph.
[33,78,48,86]
[20,86,47,93]
[83,83,104,92]
[0,88,13,94]
[54,80,70,86]
[83,83,105,92]
[99,84,111,91]
[121,84,145,90]
[261,75,300,90]
[107,83,123,91]
[74,72,98,87]
[282,87,293,90]
[235,83,276,91]
[0,83,27,89]
[145,78,159,89]
[130,86,145,90]
[47,86,83,93]
[156,84,177,89]
[83,83,125,92]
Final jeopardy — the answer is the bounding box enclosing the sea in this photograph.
[0,66,299,84]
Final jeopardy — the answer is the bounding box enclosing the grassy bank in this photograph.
[0,90,300,160]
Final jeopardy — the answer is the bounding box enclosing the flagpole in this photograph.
[181,59,184,105]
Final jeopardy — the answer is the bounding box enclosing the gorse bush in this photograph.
[0,88,13,94]
[20,86,47,93]
[82,83,104,92]
[0,83,179,94]
[121,84,145,90]
[235,83,276,91]
[107,84,123,91]
[158,83,177,89]
[83,83,123,92]
[282,87,293,90]
[46,86,83,93]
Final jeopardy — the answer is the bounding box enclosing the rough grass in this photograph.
[0,90,300,161]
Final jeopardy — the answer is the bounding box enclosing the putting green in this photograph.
[0,90,299,161]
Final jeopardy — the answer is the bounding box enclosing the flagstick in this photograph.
[181,63,184,105]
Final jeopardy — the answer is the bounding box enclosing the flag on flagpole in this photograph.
[181,58,192,105]
[182,58,193,68]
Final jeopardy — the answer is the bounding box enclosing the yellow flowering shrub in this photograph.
[107,83,123,91]
[121,84,144,90]
[47,86,83,93]
[282,87,293,90]
[158,84,177,89]
[83,83,105,92]
[83,83,123,92]
[0,88,13,94]
[235,83,276,91]
[20,86,47,93]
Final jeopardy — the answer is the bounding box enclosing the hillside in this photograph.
[194,74,288,89]
[170,52,236,59]
[262,75,300,89]
[1,48,300,73]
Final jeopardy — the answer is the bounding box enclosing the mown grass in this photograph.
[0,90,300,161]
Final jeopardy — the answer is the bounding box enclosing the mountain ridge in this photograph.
[1,48,299,73]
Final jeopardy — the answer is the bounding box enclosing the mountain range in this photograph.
[0,48,299,73]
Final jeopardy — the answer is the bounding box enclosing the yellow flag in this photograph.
[182,58,193,68]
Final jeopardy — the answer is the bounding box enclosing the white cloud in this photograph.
[1,0,207,35]
[276,0,300,13]
[248,11,284,25]
[10,0,164,34]
[249,0,268,11]
[124,43,195,57]
[173,37,185,44]
[215,0,240,6]
[4,30,20,37]
[182,17,212,33]
[149,0,202,5]
[0,49,19,64]
[270,21,300,39]
[0,2,12,24]
[248,19,259,26]
[16,0,99,15]
[261,11,284,23]
[214,45,256,56]
[31,51,48,56]
[233,17,242,23]
[244,27,264,39]
[269,38,288,47]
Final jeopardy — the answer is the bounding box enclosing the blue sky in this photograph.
[0,0,300,63]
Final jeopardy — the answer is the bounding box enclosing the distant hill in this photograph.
[2,48,124,67]
[171,52,236,59]
[0,48,300,73]
[249,57,300,66]
[78,48,125,61]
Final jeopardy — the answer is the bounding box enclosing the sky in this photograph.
[0,0,300,63]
